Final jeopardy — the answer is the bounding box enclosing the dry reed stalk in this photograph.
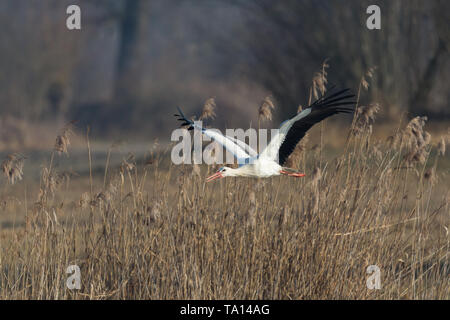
[436,131,449,156]
[103,141,123,188]
[311,59,329,170]
[284,133,309,169]
[437,137,446,156]
[334,217,419,236]
[247,190,257,228]
[423,167,437,186]
[345,66,377,150]
[86,126,93,197]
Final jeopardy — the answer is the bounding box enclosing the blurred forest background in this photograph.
[0,0,448,149]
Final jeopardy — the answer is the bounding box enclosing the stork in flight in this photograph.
[175,88,355,182]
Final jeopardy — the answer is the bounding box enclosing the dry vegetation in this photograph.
[0,71,449,300]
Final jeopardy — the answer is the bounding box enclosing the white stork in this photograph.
[175,88,355,182]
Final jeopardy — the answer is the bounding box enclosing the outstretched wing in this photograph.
[174,107,252,164]
[260,88,355,165]
[226,135,258,158]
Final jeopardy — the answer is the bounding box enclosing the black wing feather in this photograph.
[278,88,355,166]
[174,107,194,130]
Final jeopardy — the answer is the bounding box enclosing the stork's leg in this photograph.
[280,168,306,178]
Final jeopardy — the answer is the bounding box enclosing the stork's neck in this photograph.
[224,166,253,177]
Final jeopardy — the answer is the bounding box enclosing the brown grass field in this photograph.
[0,96,449,299]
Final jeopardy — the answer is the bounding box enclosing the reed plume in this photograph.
[54,121,76,155]
[312,59,329,99]
[258,96,275,122]
[401,116,431,165]
[352,103,380,135]
[361,66,377,90]
[1,153,25,184]
[200,98,217,120]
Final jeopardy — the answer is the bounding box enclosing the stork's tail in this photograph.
[174,107,194,130]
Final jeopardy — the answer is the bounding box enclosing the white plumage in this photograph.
[175,88,355,182]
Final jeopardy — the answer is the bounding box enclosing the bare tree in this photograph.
[228,0,449,119]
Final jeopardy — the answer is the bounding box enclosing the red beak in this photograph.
[206,171,223,182]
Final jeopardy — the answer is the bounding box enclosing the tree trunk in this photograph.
[409,39,446,116]
[113,0,148,112]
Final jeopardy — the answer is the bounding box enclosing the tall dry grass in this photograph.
[0,80,449,299]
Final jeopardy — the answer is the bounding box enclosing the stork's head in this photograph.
[206,166,236,182]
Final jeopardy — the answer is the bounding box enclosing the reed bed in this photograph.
[0,70,448,299]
